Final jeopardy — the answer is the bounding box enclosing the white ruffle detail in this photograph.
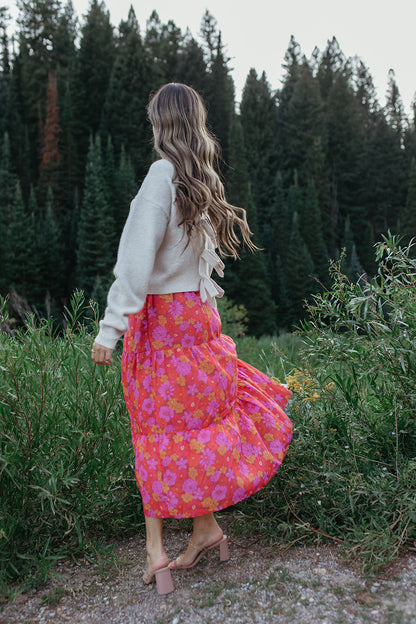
[198,219,225,305]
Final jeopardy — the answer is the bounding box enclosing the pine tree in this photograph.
[286,211,315,324]
[199,12,234,164]
[176,33,208,96]
[76,135,115,295]
[317,37,345,100]
[114,145,137,236]
[40,72,62,181]
[240,69,277,246]
[0,131,17,292]
[37,185,65,306]
[402,157,416,241]
[277,60,327,192]
[101,6,153,179]
[301,178,328,282]
[223,116,276,336]
[16,0,62,172]
[73,0,115,164]
[6,181,38,300]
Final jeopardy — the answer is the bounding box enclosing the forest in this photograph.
[0,0,416,336]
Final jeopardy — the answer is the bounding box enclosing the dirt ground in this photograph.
[1,518,416,624]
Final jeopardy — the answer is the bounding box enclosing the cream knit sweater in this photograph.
[95,159,225,350]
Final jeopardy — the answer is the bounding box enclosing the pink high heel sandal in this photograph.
[143,565,174,595]
[169,534,230,570]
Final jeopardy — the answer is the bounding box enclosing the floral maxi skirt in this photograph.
[121,292,293,518]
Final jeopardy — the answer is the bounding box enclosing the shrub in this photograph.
[235,235,416,573]
[0,293,142,593]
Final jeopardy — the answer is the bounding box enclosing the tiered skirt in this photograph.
[121,291,292,518]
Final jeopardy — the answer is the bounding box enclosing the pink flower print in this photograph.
[212,485,227,501]
[182,334,195,347]
[270,438,286,454]
[183,478,198,494]
[179,320,189,331]
[164,470,177,486]
[138,465,148,481]
[152,481,164,495]
[155,351,165,365]
[152,326,168,342]
[226,468,235,480]
[166,492,179,508]
[159,406,174,422]
[201,448,216,469]
[159,436,169,451]
[142,398,155,413]
[207,400,219,416]
[143,374,153,392]
[232,487,247,504]
[242,443,255,456]
[175,360,192,376]
[197,429,211,443]
[176,456,188,470]
[141,489,151,504]
[184,291,198,301]
[218,374,229,390]
[148,458,159,471]
[197,370,208,383]
[168,300,184,316]
[158,383,174,401]
[188,384,199,396]
[215,432,232,449]
[194,321,203,332]
[210,470,221,483]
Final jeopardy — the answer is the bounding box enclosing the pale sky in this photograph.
[8,0,416,117]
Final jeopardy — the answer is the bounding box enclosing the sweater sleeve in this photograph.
[94,160,173,350]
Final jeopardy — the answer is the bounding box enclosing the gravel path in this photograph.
[1,521,416,624]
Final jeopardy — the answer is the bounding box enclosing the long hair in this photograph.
[147,83,257,258]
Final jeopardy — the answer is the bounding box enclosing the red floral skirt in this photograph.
[121,292,292,518]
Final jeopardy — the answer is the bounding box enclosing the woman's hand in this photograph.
[91,342,114,366]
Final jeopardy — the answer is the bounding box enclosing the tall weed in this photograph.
[235,235,416,573]
[0,293,142,592]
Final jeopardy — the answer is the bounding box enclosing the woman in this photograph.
[91,83,292,595]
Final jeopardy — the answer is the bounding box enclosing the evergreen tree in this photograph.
[74,0,115,164]
[39,71,62,201]
[286,210,315,324]
[317,37,345,100]
[199,12,234,163]
[340,215,363,280]
[240,69,277,246]
[144,11,182,83]
[5,180,38,300]
[176,32,208,96]
[276,36,302,169]
[114,145,137,236]
[37,185,65,307]
[301,178,328,282]
[76,135,115,295]
[385,69,404,136]
[223,116,276,336]
[16,0,62,170]
[402,157,416,240]
[0,131,17,292]
[102,6,153,179]
[277,61,327,191]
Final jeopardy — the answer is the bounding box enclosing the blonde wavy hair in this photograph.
[147,83,257,258]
